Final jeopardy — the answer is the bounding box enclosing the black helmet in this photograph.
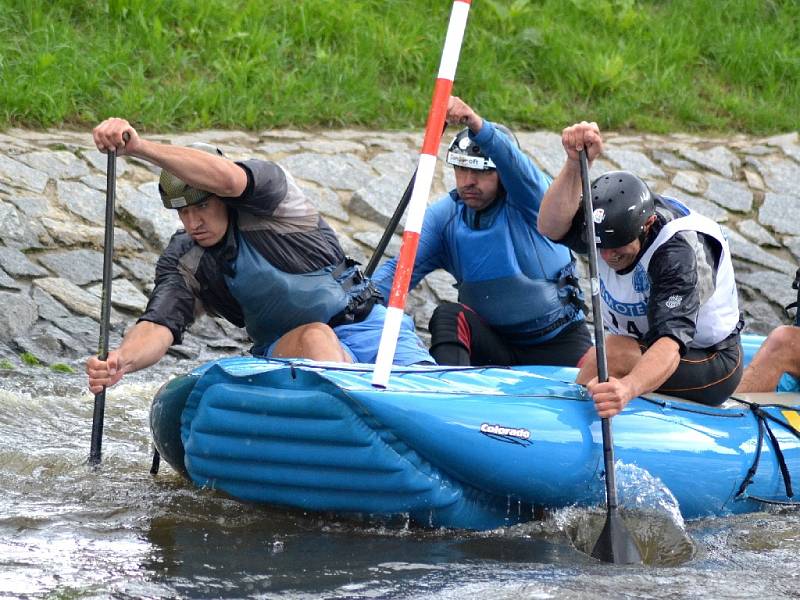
[159,142,226,209]
[589,171,655,248]
[446,124,519,171]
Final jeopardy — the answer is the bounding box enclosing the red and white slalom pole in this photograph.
[372,0,472,387]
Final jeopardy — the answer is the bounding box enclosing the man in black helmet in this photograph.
[538,121,743,417]
[85,118,432,393]
[373,97,591,367]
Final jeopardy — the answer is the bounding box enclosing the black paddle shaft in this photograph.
[364,167,417,277]
[88,149,117,466]
[578,151,616,504]
[579,149,642,564]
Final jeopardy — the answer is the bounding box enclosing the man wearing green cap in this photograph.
[86,117,432,393]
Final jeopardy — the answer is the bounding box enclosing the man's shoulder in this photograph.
[230,158,290,212]
[160,230,199,262]
[427,192,459,213]
[164,229,193,248]
[237,157,277,168]
[422,193,460,226]
[650,210,721,256]
[236,158,286,183]
[646,233,698,281]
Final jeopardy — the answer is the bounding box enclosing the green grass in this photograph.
[1,0,799,134]
[50,363,75,373]
[20,352,41,366]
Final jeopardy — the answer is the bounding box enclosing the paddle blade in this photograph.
[591,509,642,564]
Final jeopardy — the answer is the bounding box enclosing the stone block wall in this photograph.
[0,127,798,369]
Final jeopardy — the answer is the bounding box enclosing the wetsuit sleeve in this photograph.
[471,120,552,224]
[228,159,289,216]
[136,233,197,345]
[371,196,451,303]
[643,235,704,353]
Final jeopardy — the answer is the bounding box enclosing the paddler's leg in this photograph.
[658,342,742,404]
[428,302,513,366]
[737,325,800,392]
[575,334,643,385]
[270,322,353,363]
[428,302,475,365]
[332,304,434,366]
[510,321,593,367]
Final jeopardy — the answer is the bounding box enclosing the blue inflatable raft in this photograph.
[150,334,800,530]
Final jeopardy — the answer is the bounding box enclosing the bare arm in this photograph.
[538,121,604,240]
[92,117,248,197]
[85,321,174,393]
[588,337,681,417]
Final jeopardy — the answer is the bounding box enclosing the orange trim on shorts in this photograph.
[658,344,742,393]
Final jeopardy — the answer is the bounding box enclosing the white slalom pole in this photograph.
[372,0,472,388]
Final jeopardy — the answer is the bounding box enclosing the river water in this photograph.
[1,363,799,599]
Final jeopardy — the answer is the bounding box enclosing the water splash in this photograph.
[614,460,686,528]
[551,460,695,566]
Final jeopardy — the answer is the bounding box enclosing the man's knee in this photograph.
[763,325,800,366]
[274,322,345,360]
[430,302,464,327]
[297,322,339,347]
[604,334,643,378]
[429,302,471,346]
[766,325,800,349]
[576,346,594,369]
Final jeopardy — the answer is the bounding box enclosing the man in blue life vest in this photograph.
[372,97,591,367]
[85,118,431,393]
[737,268,800,393]
[538,121,744,417]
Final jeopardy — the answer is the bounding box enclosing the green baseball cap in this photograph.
[158,142,226,209]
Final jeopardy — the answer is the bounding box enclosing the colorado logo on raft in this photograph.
[480,422,532,445]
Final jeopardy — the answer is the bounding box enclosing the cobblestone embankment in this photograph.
[0,127,798,369]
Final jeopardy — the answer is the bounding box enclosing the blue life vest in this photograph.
[224,235,373,351]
